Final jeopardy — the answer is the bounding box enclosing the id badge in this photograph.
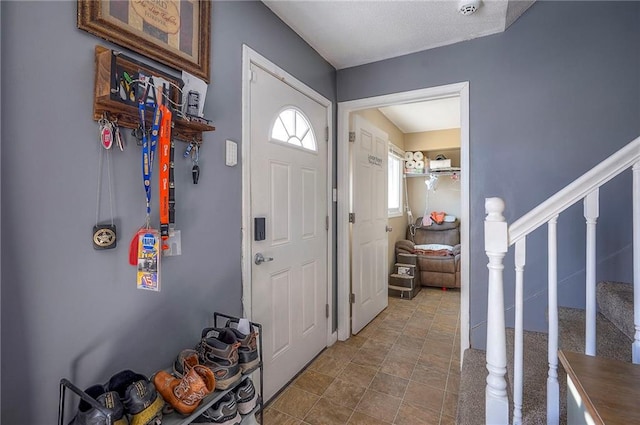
[136,229,161,291]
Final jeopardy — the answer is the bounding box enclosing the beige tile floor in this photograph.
[263,287,461,425]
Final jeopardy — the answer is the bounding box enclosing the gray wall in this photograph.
[338,1,640,348]
[0,2,335,423]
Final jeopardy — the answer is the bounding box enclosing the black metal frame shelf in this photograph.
[58,312,263,425]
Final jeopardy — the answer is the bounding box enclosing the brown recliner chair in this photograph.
[395,217,461,288]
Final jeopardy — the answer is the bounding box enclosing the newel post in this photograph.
[485,197,510,425]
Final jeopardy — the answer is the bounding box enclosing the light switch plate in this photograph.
[226,139,237,166]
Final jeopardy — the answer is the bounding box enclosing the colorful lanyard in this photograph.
[138,79,161,224]
[158,85,172,242]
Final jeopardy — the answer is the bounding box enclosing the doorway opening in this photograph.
[337,83,470,358]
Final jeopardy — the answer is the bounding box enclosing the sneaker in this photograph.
[68,384,128,425]
[234,378,258,415]
[225,320,260,374]
[173,348,200,377]
[192,393,241,425]
[106,370,164,425]
[196,328,242,390]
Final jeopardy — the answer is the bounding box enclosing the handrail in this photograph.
[508,136,640,245]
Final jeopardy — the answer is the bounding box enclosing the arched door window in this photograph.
[270,108,317,151]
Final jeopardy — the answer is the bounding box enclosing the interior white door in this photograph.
[351,115,389,334]
[249,63,328,402]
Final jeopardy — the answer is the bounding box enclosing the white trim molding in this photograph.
[337,82,471,361]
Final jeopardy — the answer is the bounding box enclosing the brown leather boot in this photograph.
[153,365,216,415]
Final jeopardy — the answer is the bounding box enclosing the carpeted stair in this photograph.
[596,281,634,341]
[457,281,633,424]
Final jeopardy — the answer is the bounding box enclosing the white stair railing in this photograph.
[584,190,599,356]
[484,135,640,425]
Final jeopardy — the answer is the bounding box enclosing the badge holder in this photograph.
[136,229,161,291]
[93,115,118,250]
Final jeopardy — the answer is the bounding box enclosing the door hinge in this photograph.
[349,132,355,143]
[326,304,330,318]
[325,126,329,142]
[350,293,356,303]
[250,69,257,82]
[326,215,329,231]
[349,213,355,223]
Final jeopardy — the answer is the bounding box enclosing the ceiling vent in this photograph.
[458,0,481,15]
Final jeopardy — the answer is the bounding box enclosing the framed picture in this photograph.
[78,0,211,82]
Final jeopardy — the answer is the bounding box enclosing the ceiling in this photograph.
[379,96,460,133]
[263,0,536,70]
[263,1,535,134]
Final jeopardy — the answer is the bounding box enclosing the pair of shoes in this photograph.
[195,321,259,385]
[107,370,164,425]
[154,353,216,416]
[69,371,164,425]
[224,319,260,374]
[68,384,128,425]
[192,378,258,425]
[195,328,244,390]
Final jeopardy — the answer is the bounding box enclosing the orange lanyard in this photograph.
[158,85,172,248]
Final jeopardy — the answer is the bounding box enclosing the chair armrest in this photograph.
[395,239,415,254]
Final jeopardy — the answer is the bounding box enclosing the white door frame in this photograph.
[337,82,470,359]
[241,45,336,345]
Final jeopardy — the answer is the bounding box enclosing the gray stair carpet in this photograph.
[456,347,490,425]
[457,307,631,425]
[597,280,634,341]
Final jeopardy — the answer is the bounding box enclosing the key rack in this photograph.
[93,45,215,142]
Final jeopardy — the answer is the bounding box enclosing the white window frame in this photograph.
[388,143,404,218]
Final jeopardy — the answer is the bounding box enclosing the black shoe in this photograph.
[106,370,164,425]
[68,384,128,425]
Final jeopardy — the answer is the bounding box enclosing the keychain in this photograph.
[113,118,125,151]
[183,140,194,158]
[98,115,114,150]
[191,143,200,184]
[93,114,117,250]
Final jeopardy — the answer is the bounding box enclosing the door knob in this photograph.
[254,252,274,265]
[385,225,393,232]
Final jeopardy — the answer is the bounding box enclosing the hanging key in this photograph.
[192,164,200,184]
[113,119,125,151]
[191,143,200,184]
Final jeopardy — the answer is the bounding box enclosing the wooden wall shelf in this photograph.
[93,46,214,142]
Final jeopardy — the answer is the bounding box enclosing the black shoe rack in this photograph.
[58,312,263,425]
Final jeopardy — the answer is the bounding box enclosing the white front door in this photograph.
[249,63,329,402]
[350,115,389,334]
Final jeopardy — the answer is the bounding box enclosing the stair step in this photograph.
[597,281,634,341]
[396,252,417,266]
[394,263,416,276]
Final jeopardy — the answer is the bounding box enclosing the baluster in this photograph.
[484,198,509,425]
[513,238,526,425]
[547,216,560,425]
[584,189,599,356]
[633,162,640,364]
